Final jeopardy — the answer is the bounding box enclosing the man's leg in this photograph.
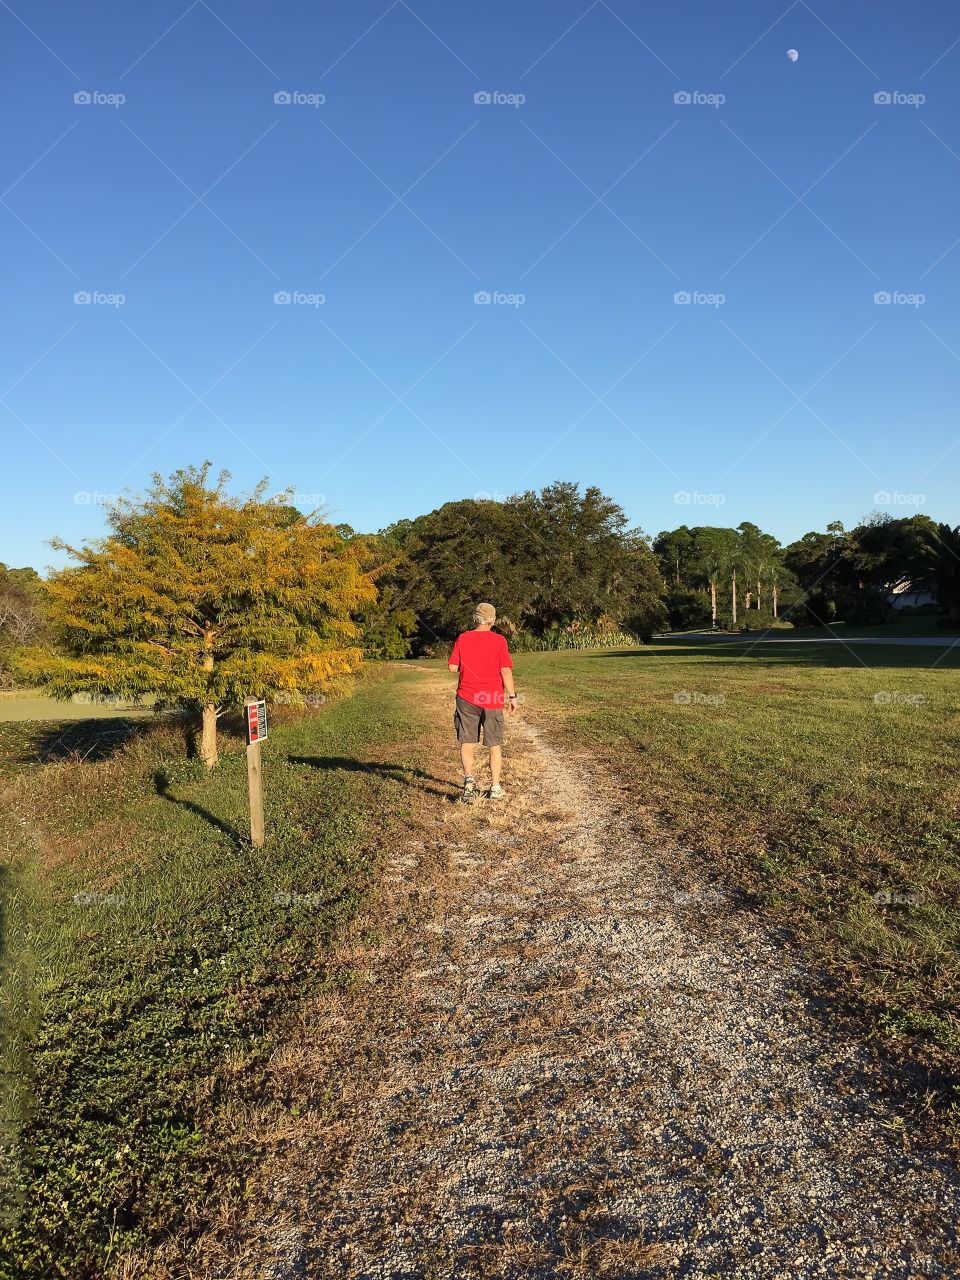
[488,745,502,788]
[460,742,476,780]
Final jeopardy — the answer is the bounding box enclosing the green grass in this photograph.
[0,666,432,1278]
[520,640,960,1086]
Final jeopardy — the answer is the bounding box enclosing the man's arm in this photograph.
[448,637,460,673]
[501,665,517,714]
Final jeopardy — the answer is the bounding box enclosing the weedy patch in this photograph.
[0,666,434,1277]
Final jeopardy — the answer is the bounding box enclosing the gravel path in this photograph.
[216,678,959,1280]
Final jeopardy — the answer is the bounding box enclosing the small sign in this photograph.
[245,699,268,744]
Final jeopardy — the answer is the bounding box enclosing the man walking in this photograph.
[448,602,517,803]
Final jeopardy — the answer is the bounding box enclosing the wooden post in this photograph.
[247,738,264,848]
[244,699,267,848]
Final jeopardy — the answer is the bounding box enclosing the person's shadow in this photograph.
[287,756,451,798]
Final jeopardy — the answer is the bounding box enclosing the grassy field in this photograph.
[519,637,960,1108]
[4,639,960,1273]
[0,665,434,1278]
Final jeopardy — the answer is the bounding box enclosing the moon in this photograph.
[787,48,799,62]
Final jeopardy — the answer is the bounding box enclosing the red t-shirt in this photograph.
[449,629,513,708]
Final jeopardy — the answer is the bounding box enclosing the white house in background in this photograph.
[885,578,937,610]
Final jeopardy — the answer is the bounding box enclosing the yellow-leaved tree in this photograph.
[21,464,375,767]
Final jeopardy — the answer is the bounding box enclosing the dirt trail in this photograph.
[212,672,959,1280]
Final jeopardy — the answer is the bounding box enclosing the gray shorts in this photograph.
[454,695,504,747]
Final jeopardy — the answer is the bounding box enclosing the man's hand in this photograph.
[506,694,518,716]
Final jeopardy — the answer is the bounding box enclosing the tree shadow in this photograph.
[590,641,960,670]
[153,770,245,847]
[27,717,158,765]
[288,755,452,798]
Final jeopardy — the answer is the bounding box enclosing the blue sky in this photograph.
[3,1,959,571]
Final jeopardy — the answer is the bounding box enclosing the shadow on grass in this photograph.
[153,770,245,847]
[25,717,158,765]
[288,755,452,798]
[591,641,960,670]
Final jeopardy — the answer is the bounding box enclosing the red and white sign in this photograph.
[245,699,268,744]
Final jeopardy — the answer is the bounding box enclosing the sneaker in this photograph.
[459,777,477,804]
[486,785,505,801]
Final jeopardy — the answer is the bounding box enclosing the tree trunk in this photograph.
[710,580,717,628]
[200,622,218,768]
[731,570,738,626]
[745,590,753,611]
[200,704,219,768]
[773,585,779,618]
[757,578,762,611]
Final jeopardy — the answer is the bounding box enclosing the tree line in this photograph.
[653,513,960,633]
[1,466,958,763]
